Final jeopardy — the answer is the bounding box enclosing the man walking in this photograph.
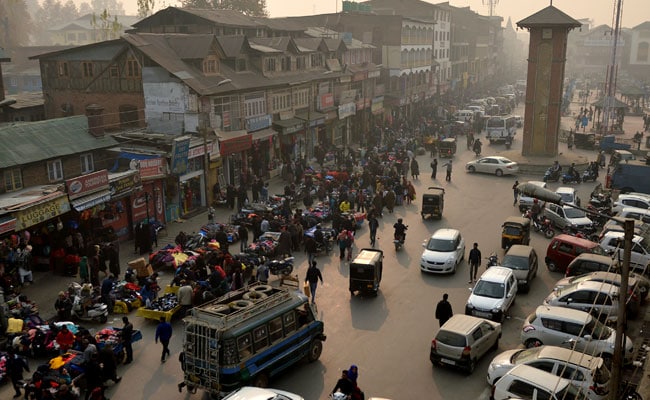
[5,348,29,398]
[430,158,438,180]
[468,242,481,284]
[305,261,324,304]
[155,317,173,362]
[368,213,379,247]
[443,160,452,182]
[512,180,519,207]
[435,293,453,327]
[121,316,134,364]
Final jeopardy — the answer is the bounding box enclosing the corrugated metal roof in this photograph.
[250,37,292,52]
[5,92,44,109]
[181,8,264,28]
[517,6,581,28]
[49,14,141,31]
[216,36,247,58]
[293,38,322,52]
[166,34,215,59]
[0,115,119,168]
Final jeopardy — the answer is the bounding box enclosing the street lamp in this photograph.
[517,182,634,400]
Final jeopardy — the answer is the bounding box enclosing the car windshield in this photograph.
[555,382,584,400]
[585,319,612,340]
[565,208,586,218]
[558,193,575,203]
[473,280,505,299]
[502,255,528,270]
[511,347,542,363]
[427,238,456,252]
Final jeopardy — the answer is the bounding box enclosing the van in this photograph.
[610,149,636,165]
[545,234,607,273]
[501,245,538,292]
[454,110,474,122]
[492,364,586,400]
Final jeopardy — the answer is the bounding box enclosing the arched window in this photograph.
[637,42,649,62]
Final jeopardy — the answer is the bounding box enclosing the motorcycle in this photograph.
[562,225,599,242]
[523,210,555,238]
[543,167,562,183]
[561,171,581,184]
[393,225,408,251]
[72,294,108,323]
[267,256,294,275]
[504,136,513,149]
[486,253,499,268]
[473,140,482,156]
[581,168,598,183]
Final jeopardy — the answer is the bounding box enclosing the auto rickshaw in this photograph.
[501,216,531,249]
[574,132,596,150]
[421,186,445,220]
[349,248,383,297]
[438,138,457,158]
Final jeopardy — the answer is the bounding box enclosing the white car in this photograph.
[465,267,517,322]
[465,156,519,177]
[543,281,621,323]
[612,193,650,213]
[222,386,304,400]
[556,186,581,206]
[420,228,465,274]
[599,231,650,275]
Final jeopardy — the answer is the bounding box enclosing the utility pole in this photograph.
[602,0,623,134]
[482,0,499,17]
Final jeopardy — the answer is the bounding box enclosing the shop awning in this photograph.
[218,130,252,156]
[272,118,305,135]
[251,128,277,142]
[296,111,327,127]
[71,189,111,212]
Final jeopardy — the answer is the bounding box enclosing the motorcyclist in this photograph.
[530,199,542,223]
[567,163,580,181]
[393,218,408,241]
[551,160,561,174]
[313,224,327,250]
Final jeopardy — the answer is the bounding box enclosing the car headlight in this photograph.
[446,256,455,265]
[466,302,474,309]
[492,307,502,313]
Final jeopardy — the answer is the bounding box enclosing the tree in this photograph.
[181,0,268,17]
[91,9,123,41]
[32,0,79,45]
[79,2,93,15]
[0,0,34,48]
[137,0,156,18]
[90,0,125,15]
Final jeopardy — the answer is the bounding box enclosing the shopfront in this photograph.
[246,114,277,179]
[66,170,116,245]
[218,130,252,187]
[104,170,142,240]
[272,116,305,162]
[296,111,326,161]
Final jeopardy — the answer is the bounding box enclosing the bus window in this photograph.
[253,326,268,352]
[297,305,314,328]
[237,333,252,359]
[283,311,296,333]
[269,317,283,342]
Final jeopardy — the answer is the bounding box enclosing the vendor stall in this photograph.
[136,285,180,322]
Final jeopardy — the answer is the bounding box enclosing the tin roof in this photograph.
[49,13,141,31]
[0,116,118,168]
[517,6,581,29]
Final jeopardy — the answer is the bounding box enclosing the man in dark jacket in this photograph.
[214,226,229,252]
[305,261,324,304]
[6,348,29,398]
[238,224,249,252]
[332,369,354,396]
[155,316,173,362]
[435,293,453,327]
[468,243,482,284]
[121,316,134,364]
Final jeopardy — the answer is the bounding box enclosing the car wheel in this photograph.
[495,169,503,177]
[307,339,323,362]
[524,338,543,348]
[467,358,477,374]
[468,166,476,173]
[547,261,559,272]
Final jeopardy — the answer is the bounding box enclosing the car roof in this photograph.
[535,305,592,323]
[431,228,460,239]
[601,231,645,243]
[555,187,576,194]
[536,346,603,369]
[552,234,599,247]
[566,280,620,295]
[489,156,513,162]
[479,266,513,282]
[503,364,570,391]
[619,206,650,215]
[616,193,650,201]
[570,253,614,265]
[440,314,495,333]
[223,387,302,400]
[505,245,535,257]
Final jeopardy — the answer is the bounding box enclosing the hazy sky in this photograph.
[115,0,647,29]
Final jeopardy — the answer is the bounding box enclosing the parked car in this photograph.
[612,206,650,224]
[520,306,634,365]
[420,228,466,274]
[543,203,593,230]
[599,230,650,276]
[487,346,610,400]
[222,387,304,400]
[564,254,617,278]
[543,281,622,323]
[518,180,546,212]
[465,156,519,176]
[612,193,650,213]
[492,364,587,400]
[556,186,581,206]
[430,314,501,373]
[545,234,607,273]
[465,267,517,322]
[500,245,538,292]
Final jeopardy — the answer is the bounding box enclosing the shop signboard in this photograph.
[109,171,142,199]
[138,158,167,180]
[15,195,70,231]
[368,70,380,79]
[317,93,334,111]
[338,103,356,120]
[171,136,191,175]
[246,115,272,132]
[65,170,109,200]
[340,89,357,105]
[0,217,16,235]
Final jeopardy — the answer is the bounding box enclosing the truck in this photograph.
[608,161,650,194]
[599,135,632,153]
[181,283,326,396]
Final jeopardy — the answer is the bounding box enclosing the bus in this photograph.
[181,283,326,396]
[485,116,517,143]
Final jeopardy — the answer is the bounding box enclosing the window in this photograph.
[508,380,535,398]
[202,55,218,75]
[311,53,322,67]
[58,62,69,77]
[541,317,563,331]
[281,56,291,71]
[80,153,94,174]
[67,33,76,41]
[4,168,22,192]
[271,91,291,113]
[126,59,140,78]
[237,333,252,359]
[244,93,267,118]
[47,159,64,182]
[82,62,94,78]
[296,56,306,70]
[564,322,585,336]
[636,42,649,62]
[109,66,119,78]
[268,317,283,342]
[471,328,483,341]
[78,33,87,41]
[265,57,276,72]
[283,311,296,333]
[253,325,268,352]
[529,360,555,373]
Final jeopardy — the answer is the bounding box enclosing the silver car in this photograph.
[543,281,621,323]
[543,203,593,230]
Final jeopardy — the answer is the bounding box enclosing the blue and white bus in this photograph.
[181,283,326,396]
[485,116,517,143]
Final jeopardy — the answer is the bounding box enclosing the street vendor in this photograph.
[55,291,72,321]
[55,325,75,354]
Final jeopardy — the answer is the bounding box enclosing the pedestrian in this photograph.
[55,291,73,321]
[99,344,121,384]
[410,158,419,180]
[443,160,453,182]
[207,206,215,223]
[512,180,519,207]
[177,280,194,317]
[84,353,104,400]
[368,214,379,247]
[155,316,173,363]
[468,242,481,283]
[238,223,249,252]
[6,347,29,398]
[345,229,355,261]
[567,130,574,150]
[332,369,354,396]
[337,229,349,260]
[305,260,324,304]
[256,262,269,284]
[304,236,318,266]
[121,316,134,364]
[430,158,438,180]
[435,293,453,327]
[100,274,115,314]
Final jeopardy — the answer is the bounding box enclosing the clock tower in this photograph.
[517,6,581,156]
